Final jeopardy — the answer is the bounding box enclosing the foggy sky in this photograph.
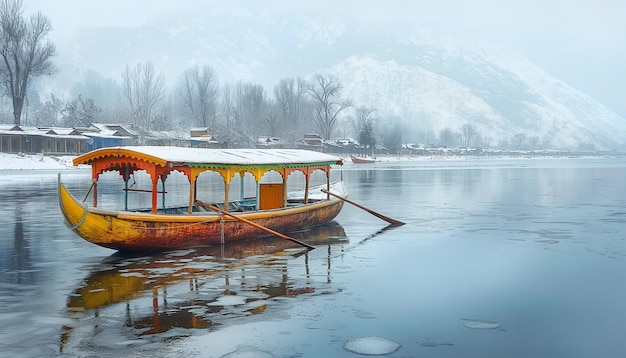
[25,0,626,117]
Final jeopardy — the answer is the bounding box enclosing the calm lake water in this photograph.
[1,157,625,357]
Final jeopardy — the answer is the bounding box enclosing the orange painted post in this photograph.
[151,177,158,213]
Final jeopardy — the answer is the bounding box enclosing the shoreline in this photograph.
[1,151,623,171]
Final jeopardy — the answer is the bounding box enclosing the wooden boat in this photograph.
[58,146,347,252]
[350,154,376,163]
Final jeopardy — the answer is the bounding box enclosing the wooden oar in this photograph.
[195,200,315,250]
[321,189,405,226]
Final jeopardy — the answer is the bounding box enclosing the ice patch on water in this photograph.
[220,346,273,357]
[344,336,401,355]
[462,319,501,329]
[207,295,247,306]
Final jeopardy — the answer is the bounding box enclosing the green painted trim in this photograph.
[185,161,338,170]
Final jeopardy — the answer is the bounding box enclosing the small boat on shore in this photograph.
[350,155,376,163]
[58,146,347,252]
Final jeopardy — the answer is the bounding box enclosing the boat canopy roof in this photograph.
[74,146,343,170]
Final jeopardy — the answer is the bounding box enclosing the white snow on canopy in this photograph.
[82,146,343,166]
[344,336,401,355]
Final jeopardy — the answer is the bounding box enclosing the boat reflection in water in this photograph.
[60,221,346,352]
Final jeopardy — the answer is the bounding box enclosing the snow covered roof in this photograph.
[0,125,40,135]
[73,146,344,168]
[88,123,143,137]
[0,125,87,139]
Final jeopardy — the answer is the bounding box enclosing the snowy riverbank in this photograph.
[0,152,77,170]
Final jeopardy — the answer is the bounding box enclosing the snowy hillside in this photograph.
[399,32,626,149]
[328,53,626,150]
[46,4,626,150]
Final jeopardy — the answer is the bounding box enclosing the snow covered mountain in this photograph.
[327,50,626,150]
[49,4,626,150]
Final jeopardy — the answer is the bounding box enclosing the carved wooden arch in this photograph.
[285,165,330,180]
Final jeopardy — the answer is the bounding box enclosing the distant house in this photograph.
[0,124,88,155]
[255,136,283,148]
[324,138,359,154]
[0,125,30,153]
[146,130,189,147]
[296,133,324,152]
[189,127,220,148]
[39,127,90,154]
[80,123,142,151]
[335,138,358,147]
[1,122,231,155]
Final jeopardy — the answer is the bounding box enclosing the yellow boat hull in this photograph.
[58,182,344,251]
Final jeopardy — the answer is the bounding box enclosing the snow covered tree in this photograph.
[32,93,62,126]
[61,95,101,128]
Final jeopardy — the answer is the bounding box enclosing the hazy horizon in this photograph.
[24,0,626,118]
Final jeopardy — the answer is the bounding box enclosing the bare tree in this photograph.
[121,62,165,131]
[273,77,306,140]
[461,123,476,147]
[178,64,219,130]
[234,81,266,144]
[307,74,351,140]
[351,105,375,137]
[265,100,281,137]
[219,83,235,146]
[0,0,55,125]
